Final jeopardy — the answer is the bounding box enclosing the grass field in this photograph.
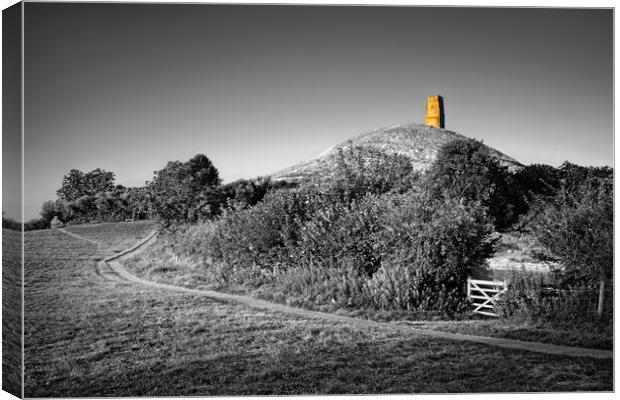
[22,224,612,395]
[3,229,22,397]
[64,220,158,255]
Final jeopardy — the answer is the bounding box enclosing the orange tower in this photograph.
[424,95,445,128]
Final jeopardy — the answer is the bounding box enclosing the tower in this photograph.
[424,95,445,128]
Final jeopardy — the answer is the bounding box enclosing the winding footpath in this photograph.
[66,229,613,360]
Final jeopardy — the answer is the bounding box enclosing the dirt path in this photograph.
[85,230,613,360]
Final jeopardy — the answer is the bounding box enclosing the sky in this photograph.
[10,3,614,221]
[2,2,21,221]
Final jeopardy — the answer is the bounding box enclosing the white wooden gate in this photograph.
[467,278,508,317]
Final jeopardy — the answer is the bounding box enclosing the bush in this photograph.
[24,218,48,231]
[529,175,612,287]
[179,185,326,269]
[219,176,289,209]
[2,216,21,231]
[318,145,419,203]
[362,196,496,313]
[496,270,613,324]
[171,184,496,315]
[426,138,519,229]
[161,145,499,316]
[292,194,394,276]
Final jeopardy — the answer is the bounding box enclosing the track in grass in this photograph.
[24,226,613,396]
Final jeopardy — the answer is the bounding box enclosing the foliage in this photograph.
[558,162,613,192]
[496,270,612,324]
[513,163,561,200]
[2,215,21,231]
[220,176,288,209]
[363,196,496,313]
[318,145,420,203]
[167,145,498,315]
[25,218,49,231]
[57,168,115,202]
[528,174,613,286]
[46,168,151,224]
[426,138,519,229]
[124,186,154,220]
[40,200,58,224]
[188,185,327,269]
[148,154,223,223]
[3,213,58,231]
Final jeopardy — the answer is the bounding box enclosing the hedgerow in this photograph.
[166,144,498,315]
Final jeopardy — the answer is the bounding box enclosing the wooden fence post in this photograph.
[597,279,605,318]
[466,277,471,299]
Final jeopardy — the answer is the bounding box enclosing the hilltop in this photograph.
[271,123,522,182]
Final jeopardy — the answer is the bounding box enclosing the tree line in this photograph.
[3,154,292,231]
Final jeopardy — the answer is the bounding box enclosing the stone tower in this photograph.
[424,95,445,128]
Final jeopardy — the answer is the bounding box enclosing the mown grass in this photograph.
[64,220,158,255]
[24,227,612,395]
[3,229,22,397]
[394,319,613,351]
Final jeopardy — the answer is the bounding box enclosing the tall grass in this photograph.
[495,269,613,335]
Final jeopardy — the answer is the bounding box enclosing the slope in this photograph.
[271,123,521,182]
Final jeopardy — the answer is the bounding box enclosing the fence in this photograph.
[539,286,613,319]
[467,278,508,317]
[467,277,613,320]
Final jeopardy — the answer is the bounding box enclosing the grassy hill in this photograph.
[271,123,522,182]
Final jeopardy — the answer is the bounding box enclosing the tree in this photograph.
[40,200,58,224]
[57,168,116,202]
[2,212,21,231]
[220,177,273,208]
[125,187,152,220]
[148,154,222,223]
[24,218,48,231]
[529,174,613,317]
[559,162,613,192]
[513,163,561,200]
[426,138,516,228]
[56,169,86,201]
[186,154,220,187]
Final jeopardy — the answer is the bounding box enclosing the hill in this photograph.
[271,123,522,182]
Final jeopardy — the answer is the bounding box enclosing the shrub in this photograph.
[183,185,328,270]
[496,270,612,324]
[219,176,289,209]
[292,194,394,276]
[163,145,499,316]
[362,196,496,313]
[318,145,419,204]
[2,216,21,231]
[529,175,612,287]
[426,138,519,229]
[513,163,561,201]
[24,218,48,231]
